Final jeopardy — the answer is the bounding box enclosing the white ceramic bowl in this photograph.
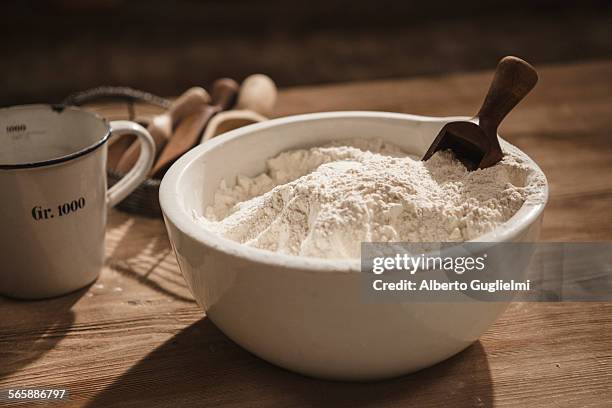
[160,112,548,381]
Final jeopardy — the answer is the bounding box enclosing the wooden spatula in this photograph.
[149,78,239,178]
[114,87,210,174]
[422,56,538,170]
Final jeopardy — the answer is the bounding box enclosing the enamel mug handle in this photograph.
[107,120,155,208]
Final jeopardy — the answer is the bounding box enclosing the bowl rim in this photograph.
[160,111,549,274]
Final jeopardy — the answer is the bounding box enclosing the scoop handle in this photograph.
[211,78,239,111]
[476,56,538,132]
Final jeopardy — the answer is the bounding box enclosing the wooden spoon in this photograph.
[150,78,239,178]
[422,56,538,170]
[235,74,277,116]
[114,87,210,174]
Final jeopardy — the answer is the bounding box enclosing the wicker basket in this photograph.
[107,171,162,218]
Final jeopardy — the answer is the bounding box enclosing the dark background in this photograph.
[2,0,611,105]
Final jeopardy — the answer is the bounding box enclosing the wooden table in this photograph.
[1,60,611,407]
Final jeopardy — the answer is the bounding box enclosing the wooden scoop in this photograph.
[422,56,538,170]
[199,73,277,143]
[149,78,239,178]
[200,109,267,143]
[114,87,210,174]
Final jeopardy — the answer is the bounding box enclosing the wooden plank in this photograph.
[4,4,612,106]
[1,60,611,407]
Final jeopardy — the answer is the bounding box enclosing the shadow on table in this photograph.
[87,318,493,408]
[105,211,194,303]
[106,210,169,261]
[0,287,86,381]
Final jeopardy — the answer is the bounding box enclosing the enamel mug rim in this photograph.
[0,104,110,170]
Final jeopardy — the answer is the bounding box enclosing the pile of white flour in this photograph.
[197,139,545,259]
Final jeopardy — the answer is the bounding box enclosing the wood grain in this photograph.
[1,60,611,407]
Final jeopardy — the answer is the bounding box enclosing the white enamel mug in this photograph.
[0,105,155,299]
